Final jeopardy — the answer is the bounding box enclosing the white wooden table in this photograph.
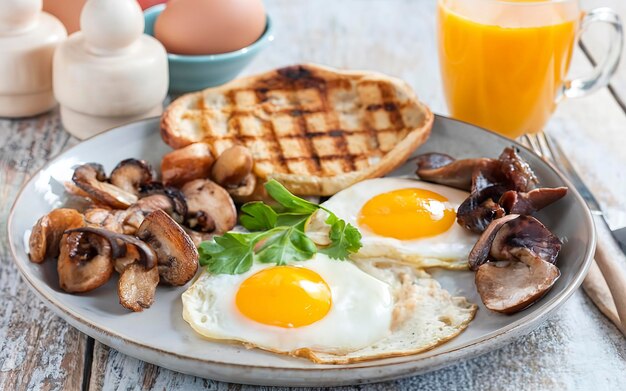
[2,1,626,389]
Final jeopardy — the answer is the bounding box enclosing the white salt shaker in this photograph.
[0,0,66,118]
[53,0,168,139]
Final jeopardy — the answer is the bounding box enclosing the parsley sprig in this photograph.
[198,180,362,274]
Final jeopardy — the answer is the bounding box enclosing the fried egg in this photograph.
[182,254,477,363]
[183,253,394,355]
[315,178,478,269]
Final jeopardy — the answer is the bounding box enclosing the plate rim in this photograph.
[7,115,596,377]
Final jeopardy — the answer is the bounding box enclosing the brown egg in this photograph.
[154,0,266,55]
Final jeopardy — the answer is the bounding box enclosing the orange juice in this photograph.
[437,0,580,138]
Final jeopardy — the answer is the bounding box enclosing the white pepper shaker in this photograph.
[53,0,168,139]
[0,0,67,118]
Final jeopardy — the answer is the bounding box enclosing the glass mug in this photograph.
[437,0,623,138]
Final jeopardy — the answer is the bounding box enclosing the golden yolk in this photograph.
[235,266,332,328]
[358,188,456,240]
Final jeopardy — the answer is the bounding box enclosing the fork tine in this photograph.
[539,130,562,164]
[523,133,547,160]
[535,130,555,161]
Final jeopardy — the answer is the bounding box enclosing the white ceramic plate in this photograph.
[8,116,595,386]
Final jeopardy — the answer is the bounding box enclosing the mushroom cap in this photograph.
[161,142,214,187]
[226,173,257,198]
[114,243,140,274]
[475,254,560,314]
[468,214,520,271]
[109,158,154,196]
[90,208,131,233]
[183,227,214,247]
[57,232,114,293]
[499,187,568,215]
[139,182,188,224]
[490,215,562,265]
[416,157,497,191]
[136,209,199,286]
[181,179,237,234]
[211,145,254,188]
[456,185,507,233]
[118,263,160,312]
[29,208,85,263]
[66,226,158,270]
[72,163,138,209]
[414,152,455,170]
[122,194,180,233]
[498,147,538,192]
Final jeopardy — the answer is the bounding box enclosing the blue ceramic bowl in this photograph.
[144,4,274,94]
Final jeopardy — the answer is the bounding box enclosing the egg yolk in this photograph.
[235,266,332,328]
[358,188,456,240]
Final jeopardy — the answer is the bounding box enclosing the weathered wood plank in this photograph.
[85,0,626,390]
[0,109,87,391]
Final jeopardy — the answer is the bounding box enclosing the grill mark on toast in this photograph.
[257,91,289,172]
[281,66,325,174]
[254,154,368,162]
[254,87,269,103]
[318,79,356,173]
[361,83,382,153]
[291,89,322,175]
[379,82,405,131]
[278,65,313,80]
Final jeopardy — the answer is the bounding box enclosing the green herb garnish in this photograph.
[198,180,362,274]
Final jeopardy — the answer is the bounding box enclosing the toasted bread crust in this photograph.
[161,64,433,195]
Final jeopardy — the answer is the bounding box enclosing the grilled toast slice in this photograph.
[161,64,434,196]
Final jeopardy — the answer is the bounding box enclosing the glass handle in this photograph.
[562,8,623,99]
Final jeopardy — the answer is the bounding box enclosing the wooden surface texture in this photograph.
[1,0,625,390]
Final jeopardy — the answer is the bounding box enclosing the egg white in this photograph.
[319,178,478,269]
[307,259,477,364]
[182,253,394,355]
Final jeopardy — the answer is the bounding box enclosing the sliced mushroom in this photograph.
[135,209,199,286]
[72,163,137,209]
[475,251,560,314]
[109,159,154,196]
[57,231,114,293]
[416,157,499,191]
[66,226,160,311]
[490,215,562,265]
[498,147,538,192]
[226,173,257,198]
[139,182,187,224]
[211,145,253,188]
[83,208,111,226]
[183,227,214,247]
[413,152,455,170]
[181,179,236,233]
[113,242,141,274]
[29,208,85,263]
[161,142,214,187]
[66,226,157,269]
[122,194,177,233]
[470,215,562,314]
[118,263,160,312]
[456,185,507,233]
[499,187,568,215]
[471,166,506,193]
[83,208,129,234]
[228,177,271,204]
[468,214,520,271]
